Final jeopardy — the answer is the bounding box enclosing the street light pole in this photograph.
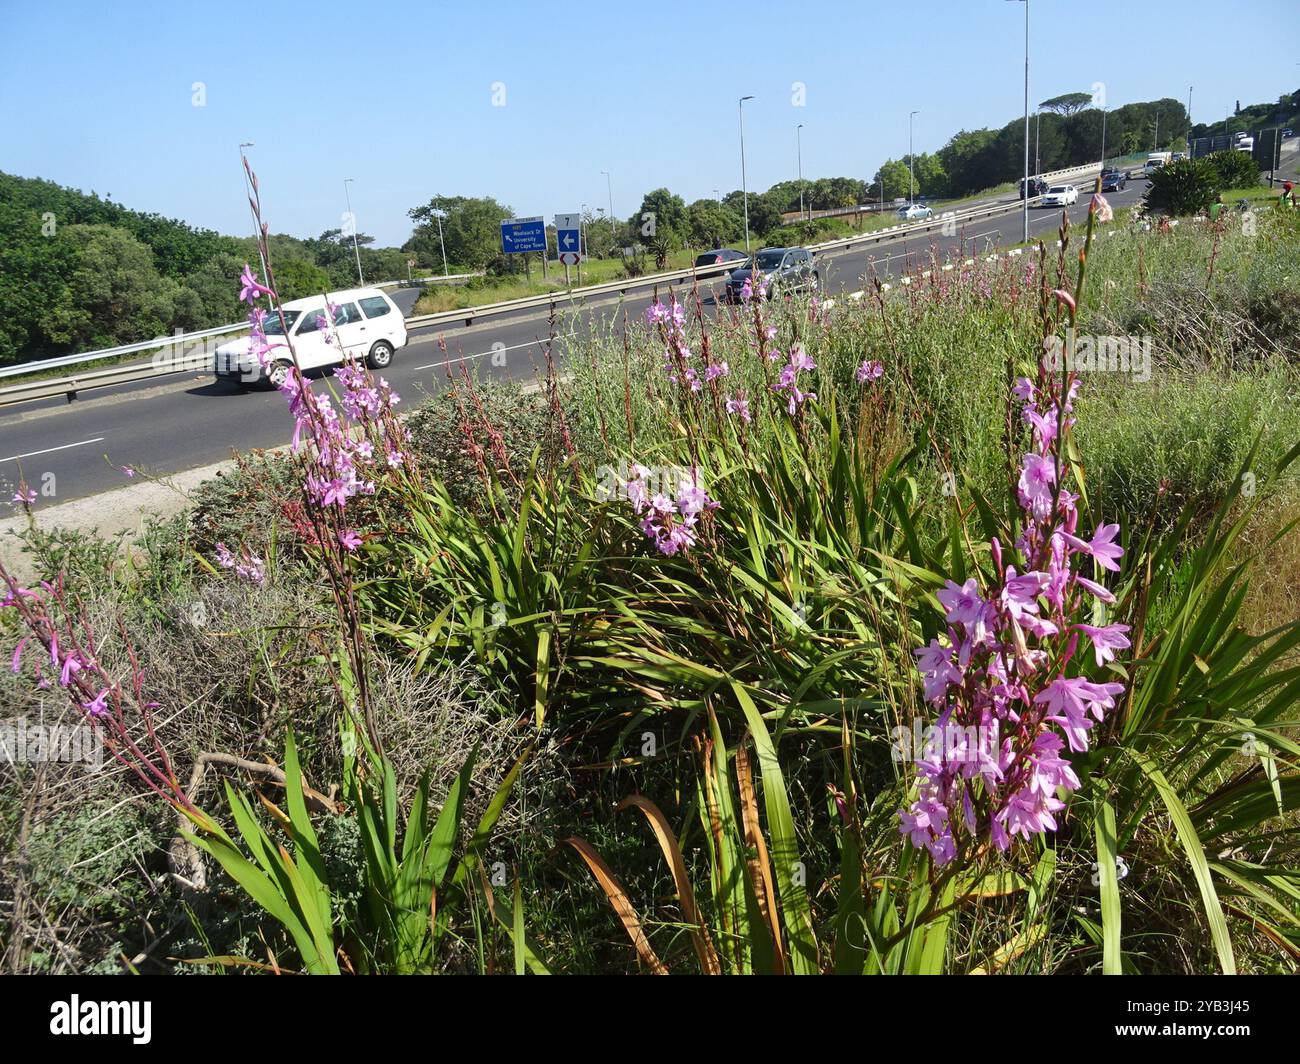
[601,171,614,245]
[431,208,448,277]
[797,123,805,222]
[1034,108,1041,176]
[1009,0,1030,244]
[1100,107,1107,167]
[343,178,364,285]
[739,96,754,251]
[908,110,919,205]
[1187,85,1194,151]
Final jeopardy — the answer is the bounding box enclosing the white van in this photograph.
[214,287,407,388]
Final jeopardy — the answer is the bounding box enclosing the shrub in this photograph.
[1204,149,1261,190]
[1144,158,1220,216]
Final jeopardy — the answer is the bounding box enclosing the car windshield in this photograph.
[1048,187,1067,194]
[694,253,720,265]
[263,310,301,336]
[753,251,785,269]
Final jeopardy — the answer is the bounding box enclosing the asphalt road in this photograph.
[0,172,1198,507]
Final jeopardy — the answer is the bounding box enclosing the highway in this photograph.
[0,174,1162,506]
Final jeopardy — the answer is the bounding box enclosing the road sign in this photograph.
[554,213,582,260]
[501,216,546,254]
[558,251,582,266]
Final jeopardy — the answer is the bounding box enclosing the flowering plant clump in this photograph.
[215,541,266,586]
[900,291,1130,866]
[773,343,818,416]
[1,572,204,819]
[623,464,719,556]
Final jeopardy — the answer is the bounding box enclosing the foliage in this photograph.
[1144,158,1221,216]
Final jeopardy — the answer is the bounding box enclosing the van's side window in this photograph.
[336,302,363,324]
[359,296,392,319]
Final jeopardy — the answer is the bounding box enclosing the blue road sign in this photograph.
[556,227,580,254]
[501,216,546,254]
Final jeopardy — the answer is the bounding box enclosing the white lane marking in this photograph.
[413,339,547,372]
[1,437,106,463]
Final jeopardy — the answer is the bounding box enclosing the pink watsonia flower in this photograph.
[1075,622,1132,666]
[83,689,111,718]
[238,264,272,304]
[1075,574,1117,604]
[11,637,28,674]
[1090,193,1114,223]
[59,652,83,687]
[855,359,884,383]
[11,487,37,505]
[1017,453,1057,520]
[788,345,816,372]
[1063,522,1123,572]
[704,361,730,382]
[339,530,363,551]
[725,395,752,424]
[913,638,963,702]
[1051,288,1076,316]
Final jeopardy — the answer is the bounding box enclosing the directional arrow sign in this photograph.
[554,213,582,262]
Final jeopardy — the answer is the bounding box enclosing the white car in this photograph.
[896,203,933,220]
[214,287,407,388]
[1039,184,1079,207]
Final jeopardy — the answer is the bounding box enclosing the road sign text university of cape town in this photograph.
[500,216,547,254]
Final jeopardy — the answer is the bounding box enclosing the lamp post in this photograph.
[739,96,754,251]
[343,178,364,285]
[1034,107,1042,176]
[430,208,448,277]
[600,170,614,245]
[908,110,919,205]
[797,123,806,222]
[1100,106,1108,167]
[1008,0,1030,244]
[1187,85,1194,153]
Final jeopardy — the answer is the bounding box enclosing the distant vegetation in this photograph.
[0,173,420,366]
[4,90,1294,367]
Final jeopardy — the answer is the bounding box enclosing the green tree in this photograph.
[44,224,179,350]
[686,199,742,248]
[632,188,687,244]
[874,159,914,201]
[407,195,513,271]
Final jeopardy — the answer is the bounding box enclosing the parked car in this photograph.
[1038,184,1079,207]
[213,287,407,389]
[723,247,819,303]
[896,203,933,220]
[1019,176,1048,198]
[1100,168,1127,192]
[693,248,748,269]
[1283,129,1294,139]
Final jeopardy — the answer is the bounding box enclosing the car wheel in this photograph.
[367,340,394,370]
[264,361,291,390]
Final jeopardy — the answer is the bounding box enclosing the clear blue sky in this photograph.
[2,0,1296,247]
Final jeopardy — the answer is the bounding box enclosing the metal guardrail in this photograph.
[0,162,1103,409]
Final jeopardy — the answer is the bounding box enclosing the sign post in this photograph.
[500,217,547,279]
[554,212,583,287]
